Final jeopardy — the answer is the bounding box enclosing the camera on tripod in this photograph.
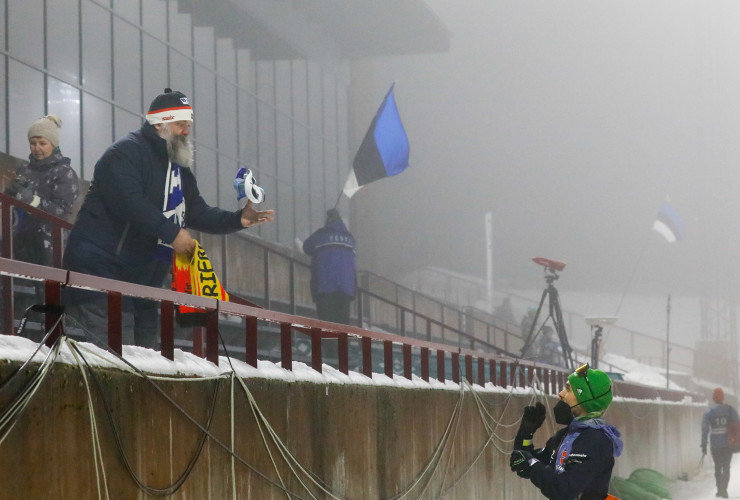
[520,257,575,370]
[532,257,566,272]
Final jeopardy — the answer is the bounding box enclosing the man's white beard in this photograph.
[158,123,194,168]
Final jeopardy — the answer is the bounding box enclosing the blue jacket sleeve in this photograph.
[702,411,710,449]
[302,229,320,256]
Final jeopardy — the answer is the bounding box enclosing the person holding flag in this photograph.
[302,209,356,326]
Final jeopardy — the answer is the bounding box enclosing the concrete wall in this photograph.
[0,360,705,500]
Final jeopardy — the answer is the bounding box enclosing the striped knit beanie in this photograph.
[146,88,193,124]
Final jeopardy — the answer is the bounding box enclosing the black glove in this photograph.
[9,175,39,207]
[518,402,546,437]
[510,449,539,478]
[6,175,28,196]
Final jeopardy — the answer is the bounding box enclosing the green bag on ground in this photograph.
[610,476,662,500]
[629,468,673,499]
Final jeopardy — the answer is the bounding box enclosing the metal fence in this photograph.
[0,192,710,402]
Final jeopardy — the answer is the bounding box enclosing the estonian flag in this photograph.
[652,201,684,243]
[343,83,409,198]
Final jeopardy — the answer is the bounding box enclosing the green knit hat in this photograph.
[568,364,613,413]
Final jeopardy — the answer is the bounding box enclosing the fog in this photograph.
[352,0,740,313]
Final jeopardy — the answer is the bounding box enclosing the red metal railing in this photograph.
[1,192,71,335]
[0,192,707,402]
[0,190,699,376]
[0,257,705,403]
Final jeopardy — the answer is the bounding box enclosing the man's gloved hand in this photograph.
[701,444,707,455]
[510,449,539,478]
[518,402,547,437]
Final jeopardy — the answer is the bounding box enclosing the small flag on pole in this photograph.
[343,83,409,198]
[652,201,684,243]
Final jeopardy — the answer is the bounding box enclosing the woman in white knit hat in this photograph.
[5,114,79,266]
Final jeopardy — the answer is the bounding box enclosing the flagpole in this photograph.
[666,293,671,389]
[485,212,494,314]
[602,229,652,346]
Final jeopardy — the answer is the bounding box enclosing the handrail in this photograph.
[357,269,700,375]
[0,192,73,335]
[0,191,711,381]
[0,257,705,403]
[356,287,520,358]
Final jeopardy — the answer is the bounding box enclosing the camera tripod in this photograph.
[520,265,576,371]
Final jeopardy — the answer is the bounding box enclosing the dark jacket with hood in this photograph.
[65,122,242,280]
[7,150,78,265]
[302,219,356,298]
[516,417,623,500]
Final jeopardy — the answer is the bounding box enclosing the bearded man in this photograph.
[63,89,273,348]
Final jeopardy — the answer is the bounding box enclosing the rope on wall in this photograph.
[68,338,221,497]
[0,313,63,446]
[0,319,573,500]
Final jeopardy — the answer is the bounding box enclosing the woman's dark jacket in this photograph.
[8,150,78,265]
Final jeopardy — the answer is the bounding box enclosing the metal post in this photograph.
[160,300,174,360]
[338,333,349,375]
[437,349,445,383]
[403,344,412,380]
[44,280,63,346]
[311,327,322,373]
[281,322,292,371]
[666,294,671,389]
[421,347,429,381]
[206,311,219,365]
[362,336,372,377]
[245,316,258,367]
[384,340,393,378]
[108,291,122,356]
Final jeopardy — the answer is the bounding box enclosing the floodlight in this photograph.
[585,316,618,327]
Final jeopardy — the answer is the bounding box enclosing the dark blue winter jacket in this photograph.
[702,403,740,451]
[517,417,623,500]
[302,220,356,298]
[65,122,242,271]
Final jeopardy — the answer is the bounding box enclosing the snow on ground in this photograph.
[601,351,689,391]
[673,455,740,500]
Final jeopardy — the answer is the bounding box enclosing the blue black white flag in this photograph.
[652,201,684,243]
[343,83,410,198]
